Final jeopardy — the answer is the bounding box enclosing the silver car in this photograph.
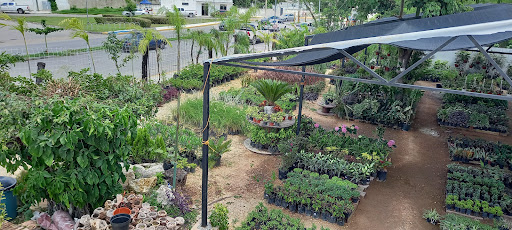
[279,14,294,22]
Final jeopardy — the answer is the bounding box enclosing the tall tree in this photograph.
[102,32,134,74]
[167,6,186,73]
[28,20,63,53]
[60,18,96,73]
[136,28,169,81]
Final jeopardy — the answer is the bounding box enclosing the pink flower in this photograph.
[387,140,396,148]
[335,127,340,131]
[354,126,359,130]
[342,127,347,133]
[314,123,320,128]
[342,124,347,128]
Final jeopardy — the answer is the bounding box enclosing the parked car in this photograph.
[178,8,197,17]
[0,2,29,14]
[122,32,166,52]
[122,9,149,16]
[260,16,280,23]
[279,14,294,22]
[219,21,226,31]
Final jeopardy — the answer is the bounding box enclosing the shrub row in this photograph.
[94,17,151,28]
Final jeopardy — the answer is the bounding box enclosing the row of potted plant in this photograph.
[264,169,358,226]
[246,106,293,127]
[437,95,509,133]
[440,213,507,230]
[248,125,295,154]
[235,203,330,230]
[447,136,512,170]
[445,164,512,217]
[164,64,247,90]
[446,195,504,219]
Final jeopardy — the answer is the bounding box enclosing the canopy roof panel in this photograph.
[213,4,512,66]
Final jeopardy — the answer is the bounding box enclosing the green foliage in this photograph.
[125,0,136,13]
[0,52,24,74]
[102,33,135,74]
[0,182,8,228]
[4,98,137,210]
[48,0,58,11]
[251,79,292,106]
[209,203,229,230]
[60,18,96,72]
[177,99,249,135]
[440,213,498,230]
[94,17,151,28]
[131,126,168,163]
[422,208,440,224]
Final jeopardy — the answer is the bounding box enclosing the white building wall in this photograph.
[161,0,232,16]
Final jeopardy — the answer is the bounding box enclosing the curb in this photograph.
[101,21,221,34]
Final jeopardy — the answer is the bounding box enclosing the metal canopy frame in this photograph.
[199,33,512,227]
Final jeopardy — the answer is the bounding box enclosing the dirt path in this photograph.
[160,80,512,229]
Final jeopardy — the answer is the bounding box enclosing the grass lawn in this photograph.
[9,15,89,27]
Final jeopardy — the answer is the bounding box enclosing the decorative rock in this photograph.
[132,164,165,178]
[80,215,91,228]
[156,185,175,206]
[90,219,107,230]
[129,177,157,194]
[122,171,135,190]
[164,169,187,186]
[175,217,185,225]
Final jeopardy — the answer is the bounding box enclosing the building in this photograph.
[160,0,232,16]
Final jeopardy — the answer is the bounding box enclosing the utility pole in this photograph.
[274,0,277,18]
[265,0,267,19]
[86,0,89,24]
[318,0,320,13]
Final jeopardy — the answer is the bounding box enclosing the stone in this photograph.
[132,163,165,178]
[129,177,157,194]
[122,170,135,190]
[175,217,185,225]
[164,169,187,186]
[156,185,175,206]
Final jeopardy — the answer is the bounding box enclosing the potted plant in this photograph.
[422,209,440,225]
[208,137,232,168]
[323,91,336,105]
[252,79,292,114]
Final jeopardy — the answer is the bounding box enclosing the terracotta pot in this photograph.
[114,207,131,216]
[157,210,167,218]
[148,212,158,219]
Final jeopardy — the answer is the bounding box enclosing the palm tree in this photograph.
[10,17,32,77]
[257,32,279,52]
[0,13,10,27]
[252,79,292,106]
[136,28,169,81]
[59,18,96,73]
[167,6,186,73]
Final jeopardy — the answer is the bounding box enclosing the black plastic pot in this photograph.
[489,213,495,219]
[111,214,131,230]
[268,196,275,204]
[282,201,289,209]
[327,215,337,223]
[305,207,312,216]
[466,209,472,215]
[401,123,410,131]
[337,219,345,226]
[482,212,488,218]
[297,204,305,214]
[275,198,282,207]
[377,170,387,181]
[321,212,329,221]
[312,212,319,219]
[289,203,297,212]
[278,169,288,180]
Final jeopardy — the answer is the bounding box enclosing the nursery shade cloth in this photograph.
[217,4,512,66]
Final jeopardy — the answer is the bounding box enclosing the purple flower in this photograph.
[342,127,347,133]
[314,123,320,128]
[334,127,340,131]
[387,140,396,148]
[354,126,359,130]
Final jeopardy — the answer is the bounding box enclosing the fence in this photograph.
[0,38,233,82]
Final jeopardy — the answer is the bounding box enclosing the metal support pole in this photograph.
[296,37,308,135]
[86,0,89,24]
[201,62,211,227]
[339,49,388,83]
[467,35,512,88]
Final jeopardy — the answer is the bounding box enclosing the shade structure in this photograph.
[218,3,512,66]
[139,0,151,5]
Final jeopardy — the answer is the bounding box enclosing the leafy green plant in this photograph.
[210,203,229,230]
[102,32,135,74]
[0,182,8,228]
[131,125,168,163]
[60,18,96,72]
[208,137,232,168]
[28,20,63,53]
[251,79,292,106]
[2,98,137,216]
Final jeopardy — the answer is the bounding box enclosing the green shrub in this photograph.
[4,98,137,213]
[94,17,151,28]
[177,99,248,135]
[209,203,229,230]
[131,126,168,163]
[102,14,123,17]
[141,16,169,24]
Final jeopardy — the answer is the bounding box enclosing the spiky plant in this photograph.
[252,79,292,106]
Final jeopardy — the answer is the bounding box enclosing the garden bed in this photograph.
[444,163,512,220]
[447,136,512,170]
[437,94,509,135]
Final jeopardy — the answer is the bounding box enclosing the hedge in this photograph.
[141,16,169,24]
[94,17,151,28]
[101,14,123,17]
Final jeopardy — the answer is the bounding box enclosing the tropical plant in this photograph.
[208,137,232,168]
[134,28,169,81]
[59,18,96,72]
[102,32,134,74]
[209,203,229,230]
[9,17,31,76]
[28,20,63,53]
[3,98,137,217]
[257,31,279,52]
[252,79,292,106]
[422,208,441,224]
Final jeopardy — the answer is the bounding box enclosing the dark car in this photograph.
[122,32,166,53]
[261,15,280,23]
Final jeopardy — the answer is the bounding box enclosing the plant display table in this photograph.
[316,101,336,116]
[245,116,295,155]
[247,117,295,128]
